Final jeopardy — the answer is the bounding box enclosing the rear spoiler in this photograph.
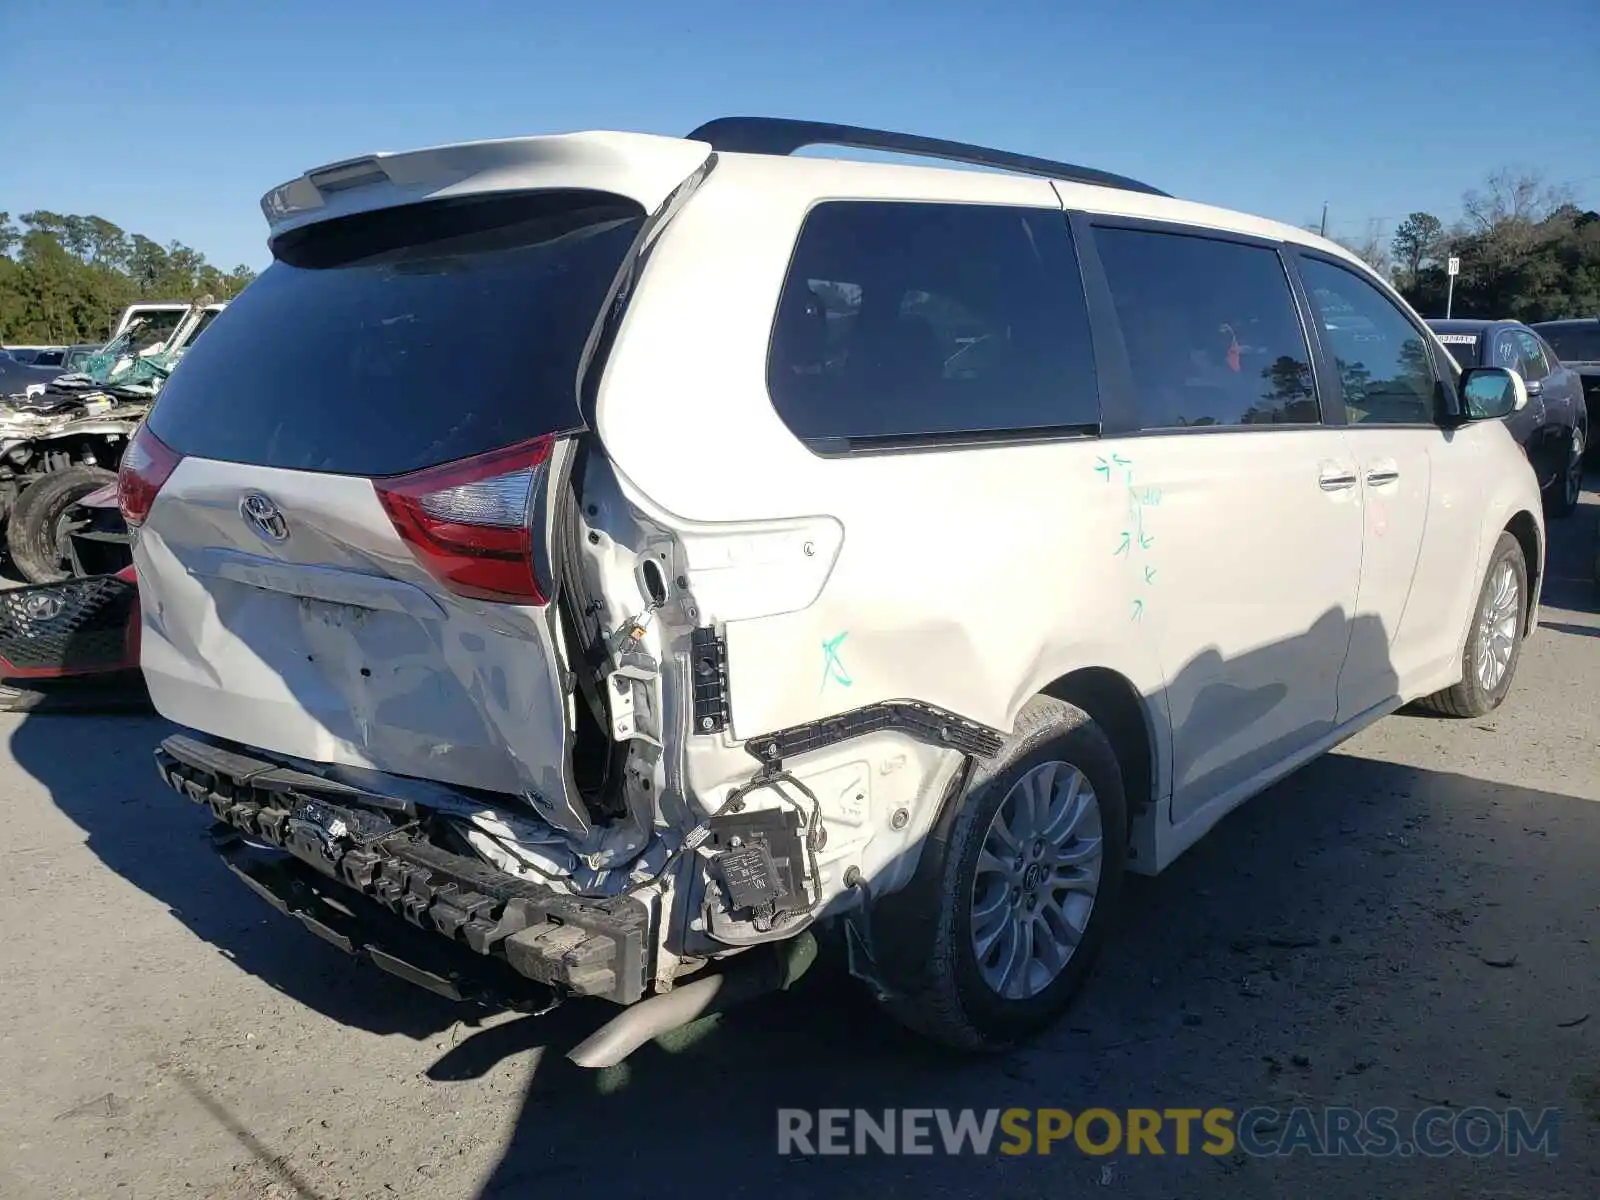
[260,132,714,248]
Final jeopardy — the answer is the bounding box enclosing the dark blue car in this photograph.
[1427,318,1587,517]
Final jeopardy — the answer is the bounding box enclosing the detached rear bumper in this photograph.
[154,733,651,1006]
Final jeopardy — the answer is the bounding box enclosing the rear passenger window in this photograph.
[767,202,1098,449]
[1298,258,1438,426]
[1094,227,1318,429]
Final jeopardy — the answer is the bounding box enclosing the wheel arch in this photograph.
[1503,509,1542,633]
[1040,666,1158,837]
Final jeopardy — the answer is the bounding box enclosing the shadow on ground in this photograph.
[1539,482,1598,614]
[441,752,1599,1198]
[7,711,469,1040]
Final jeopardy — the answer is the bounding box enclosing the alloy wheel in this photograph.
[1474,560,1520,692]
[969,760,1104,1000]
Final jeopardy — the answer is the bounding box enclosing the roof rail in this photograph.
[686,117,1170,198]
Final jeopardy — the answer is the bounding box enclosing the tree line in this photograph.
[4,168,1595,347]
[0,211,256,346]
[1317,169,1600,323]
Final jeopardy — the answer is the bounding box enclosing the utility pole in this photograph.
[1318,202,1328,237]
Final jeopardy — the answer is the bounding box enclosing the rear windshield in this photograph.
[1433,333,1479,369]
[1535,324,1600,363]
[147,190,643,476]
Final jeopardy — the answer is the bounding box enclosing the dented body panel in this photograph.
[135,457,590,835]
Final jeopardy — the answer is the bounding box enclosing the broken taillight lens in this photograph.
[118,423,184,528]
[373,436,554,605]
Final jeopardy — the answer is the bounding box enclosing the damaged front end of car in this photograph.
[0,565,146,712]
[0,302,216,584]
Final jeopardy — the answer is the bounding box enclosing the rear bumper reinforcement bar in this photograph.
[155,733,650,1006]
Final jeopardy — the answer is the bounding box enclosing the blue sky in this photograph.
[3,0,1597,272]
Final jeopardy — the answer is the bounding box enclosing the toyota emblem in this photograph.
[240,492,289,543]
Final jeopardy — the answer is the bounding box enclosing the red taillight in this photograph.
[373,437,554,605]
[118,423,183,528]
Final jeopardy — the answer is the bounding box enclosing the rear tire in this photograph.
[1416,531,1527,718]
[6,465,116,584]
[1546,428,1584,519]
[874,696,1128,1051]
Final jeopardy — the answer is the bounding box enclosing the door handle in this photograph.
[1319,468,1358,492]
[1364,468,1400,486]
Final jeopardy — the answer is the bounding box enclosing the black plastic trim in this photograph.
[1079,211,1283,248]
[688,117,1169,197]
[689,626,730,734]
[1068,210,1140,437]
[745,700,1005,768]
[155,735,650,1005]
[799,425,1099,458]
[1279,249,1346,428]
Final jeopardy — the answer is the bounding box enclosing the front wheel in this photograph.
[1416,531,1528,718]
[1546,427,1584,519]
[874,696,1128,1050]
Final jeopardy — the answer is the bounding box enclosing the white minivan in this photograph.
[126,119,1544,1064]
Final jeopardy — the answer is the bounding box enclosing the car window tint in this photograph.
[1534,323,1600,362]
[1491,331,1522,372]
[148,191,643,475]
[1513,331,1551,381]
[767,201,1098,449]
[1093,228,1318,429]
[1298,258,1437,426]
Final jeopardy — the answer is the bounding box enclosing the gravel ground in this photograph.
[1,493,1597,1200]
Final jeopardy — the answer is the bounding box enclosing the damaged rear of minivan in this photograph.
[133,126,1128,1064]
[130,133,892,1065]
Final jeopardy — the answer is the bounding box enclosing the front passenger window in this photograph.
[1513,331,1551,382]
[1298,258,1437,426]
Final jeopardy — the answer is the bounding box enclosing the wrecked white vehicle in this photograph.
[130,119,1543,1066]
[1,300,221,583]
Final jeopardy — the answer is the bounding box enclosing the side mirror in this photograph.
[1459,366,1527,421]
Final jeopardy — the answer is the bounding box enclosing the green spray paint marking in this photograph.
[1097,451,1156,619]
[821,632,853,693]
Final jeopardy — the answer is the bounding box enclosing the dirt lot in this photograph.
[2,497,1597,1200]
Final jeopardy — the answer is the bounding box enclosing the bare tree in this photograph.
[1461,169,1575,232]
[1330,219,1393,277]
